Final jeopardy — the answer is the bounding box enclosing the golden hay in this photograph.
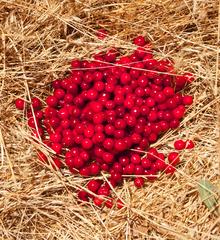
[0,0,219,239]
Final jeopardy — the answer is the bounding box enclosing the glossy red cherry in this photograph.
[134,177,144,188]
[97,29,108,40]
[185,140,195,149]
[130,153,141,165]
[15,98,25,110]
[31,97,42,109]
[78,190,89,202]
[168,152,180,166]
[82,138,93,149]
[87,180,101,193]
[46,96,58,107]
[174,139,186,150]
[183,95,193,105]
[133,36,146,46]
[165,165,176,175]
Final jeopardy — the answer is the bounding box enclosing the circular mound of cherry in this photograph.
[15,35,194,208]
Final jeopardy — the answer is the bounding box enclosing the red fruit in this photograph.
[94,197,103,207]
[133,36,146,46]
[51,143,62,154]
[50,132,62,143]
[110,172,122,183]
[185,140,195,149]
[52,158,62,169]
[174,139,186,150]
[15,98,25,110]
[103,138,114,150]
[79,167,90,177]
[52,79,61,89]
[169,119,180,129]
[87,180,101,193]
[31,97,42,109]
[147,148,158,161]
[134,177,144,188]
[120,73,131,85]
[105,199,113,208]
[46,96,58,107]
[145,169,158,181]
[103,152,114,164]
[97,29,108,40]
[93,132,105,144]
[119,156,130,167]
[114,139,127,152]
[168,152,180,166]
[28,117,40,129]
[98,186,110,196]
[37,151,48,163]
[124,163,135,175]
[78,190,88,202]
[154,159,166,171]
[71,59,81,69]
[172,106,185,119]
[134,165,144,175]
[90,162,100,175]
[31,128,44,139]
[183,72,194,83]
[82,138,93,149]
[117,199,124,209]
[73,156,84,169]
[141,157,151,169]
[165,165,176,175]
[183,95,193,105]
[130,153,141,165]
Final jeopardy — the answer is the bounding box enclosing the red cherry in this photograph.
[133,36,146,46]
[37,151,48,163]
[120,73,131,85]
[50,132,62,143]
[52,158,62,169]
[105,199,113,208]
[97,186,110,198]
[172,106,185,119]
[124,163,135,175]
[15,98,25,110]
[90,162,100,175]
[117,199,124,209]
[103,138,114,150]
[141,157,151,169]
[174,139,186,150]
[185,140,195,149]
[31,97,42,109]
[87,180,101,193]
[183,95,193,105]
[79,167,90,177]
[134,177,144,188]
[78,190,89,202]
[51,143,62,154]
[46,96,58,107]
[134,165,144,175]
[103,152,114,164]
[168,152,180,166]
[130,153,141,165]
[165,165,176,175]
[119,156,130,166]
[97,29,108,40]
[82,138,93,149]
[114,139,127,151]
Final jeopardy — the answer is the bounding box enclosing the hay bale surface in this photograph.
[0,0,219,239]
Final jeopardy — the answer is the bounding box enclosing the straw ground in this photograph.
[0,0,219,239]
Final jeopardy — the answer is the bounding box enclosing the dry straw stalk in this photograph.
[0,0,220,239]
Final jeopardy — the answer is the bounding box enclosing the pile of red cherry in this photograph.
[15,34,195,208]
